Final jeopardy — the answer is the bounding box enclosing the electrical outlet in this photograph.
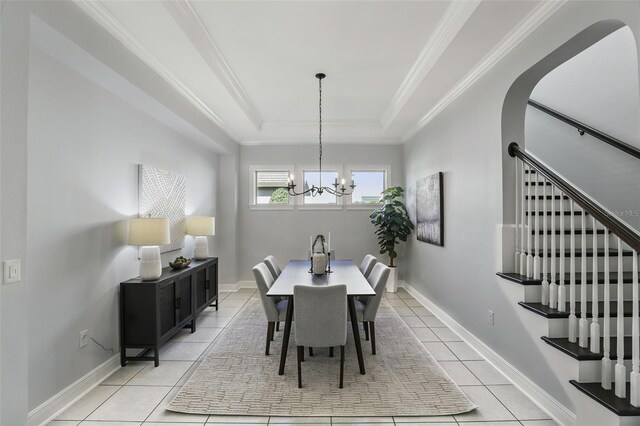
[488,310,495,326]
[80,330,89,348]
[3,259,21,284]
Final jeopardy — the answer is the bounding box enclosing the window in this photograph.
[349,167,388,205]
[250,166,293,208]
[302,170,339,205]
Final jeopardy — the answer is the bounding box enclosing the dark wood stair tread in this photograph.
[570,381,640,416]
[525,181,552,186]
[524,195,568,200]
[543,336,633,360]
[497,271,634,286]
[520,300,638,319]
[532,228,607,235]
[523,248,634,257]
[525,210,587,216]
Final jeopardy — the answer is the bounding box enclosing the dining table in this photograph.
[266,259,376,375]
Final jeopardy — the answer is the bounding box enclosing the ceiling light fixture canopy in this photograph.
[287,73,356,197]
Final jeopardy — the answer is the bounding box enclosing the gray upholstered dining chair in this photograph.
[359,254,377,279]
[252,263,288,356]
[294,284,347,389]
[264,255,282,280]
[354,263,390,355]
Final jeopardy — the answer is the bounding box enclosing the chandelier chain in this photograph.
[318,75,322,184]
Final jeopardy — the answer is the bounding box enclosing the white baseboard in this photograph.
[399,280,577,426]
[219,280,257,292]
[27,354,121,426]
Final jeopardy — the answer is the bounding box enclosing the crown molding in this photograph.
[165,1,263,131]
[403,0,568,141]
[240,137,402,146]
[261,119,383,129]
[72,0,235,139]
[244,119,400,145]
[380,0,481,130]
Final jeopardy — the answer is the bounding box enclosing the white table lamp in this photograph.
[128,217,170,280]
[186,216,215,260]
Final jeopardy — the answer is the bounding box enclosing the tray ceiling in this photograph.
[72,0,561,146]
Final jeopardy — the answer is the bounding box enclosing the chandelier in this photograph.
[287,73,355,197]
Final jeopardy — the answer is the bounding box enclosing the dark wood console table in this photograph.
[119,257,218,366]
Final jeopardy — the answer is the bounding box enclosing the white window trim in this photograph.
[249,165,294,210]
[345,164,390,210]
[296,164,344,210]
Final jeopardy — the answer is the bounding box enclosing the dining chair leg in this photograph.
[297,346,303,388]
[309,347,313,357]
[339,345,345,389]
[266,322,275,355]
[364,322,369,341]
[276,321,280,332]
[370,321,376,355]
[329,347,334,357]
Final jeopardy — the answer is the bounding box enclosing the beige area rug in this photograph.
[167,298,477,417]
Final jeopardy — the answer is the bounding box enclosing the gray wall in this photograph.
[401,1,640,410]
[26,46,219,410]
[237,144,404,282]
[526,26,640,231]
[1,2,30,424]
[531,26,640,149]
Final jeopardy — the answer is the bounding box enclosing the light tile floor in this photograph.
[50,288,558,426]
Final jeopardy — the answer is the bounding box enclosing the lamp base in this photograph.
[194,236,209,260]
[140,246,162,280]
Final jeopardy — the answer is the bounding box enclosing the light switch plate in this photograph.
[3,259,21,284]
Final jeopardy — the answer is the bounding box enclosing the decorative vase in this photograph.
[312,253,327,275]
[386,266,398,292]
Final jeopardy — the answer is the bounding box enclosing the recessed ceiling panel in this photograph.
[191,1,450,123]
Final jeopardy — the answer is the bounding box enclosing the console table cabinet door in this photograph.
[206,262,218,307]
[195,268,208,313]
[177,275,193,324]
[122,285,156,346]
[158,281,177,338]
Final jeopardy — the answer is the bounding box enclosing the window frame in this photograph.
[345,165,390,209]
[296,164,344,210]
[249,165,295,210]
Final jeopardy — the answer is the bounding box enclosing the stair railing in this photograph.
[528,100,640,161]
[508,142,640,404]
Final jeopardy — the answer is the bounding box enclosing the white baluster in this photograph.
[526,166,534,278]
[590,216,600,353]
[631,251,640,406]
[520,163,527,275]
[569,201,577,343]
[579,207,588,348]
[533,175,540,279]
[549,184,557,309]
[558,191,567,312]
[615,237,626,398]
[514,159,520,272]
[541,179,549,306]
[602,227,612,390]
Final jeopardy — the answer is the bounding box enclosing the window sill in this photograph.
[249,204,295,211]
[297,205,344,211]
[345,204,382,210]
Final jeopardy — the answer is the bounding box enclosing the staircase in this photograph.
[498,142,640,426]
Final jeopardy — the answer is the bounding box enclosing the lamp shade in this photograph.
[186,216,215,236]
[128,218,170,246]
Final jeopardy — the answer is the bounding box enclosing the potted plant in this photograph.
[370,186,414,292]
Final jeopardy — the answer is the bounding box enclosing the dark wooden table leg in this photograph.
[278,295,294,375]
[348,295,365,374]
